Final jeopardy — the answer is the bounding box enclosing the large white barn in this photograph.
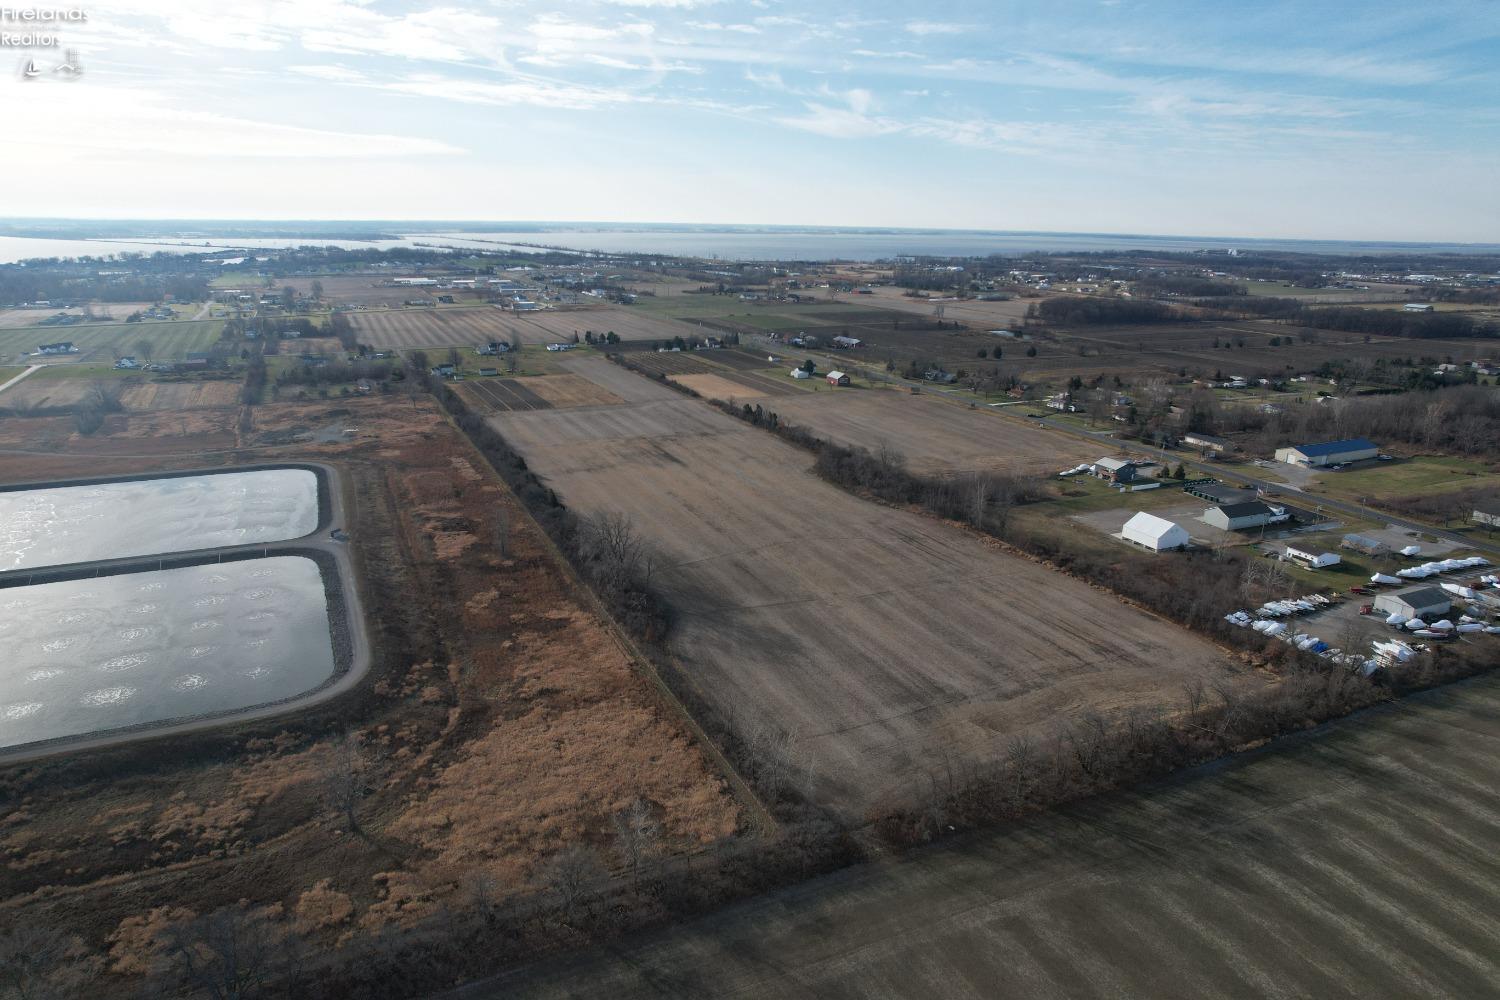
[1121,512,1190,552]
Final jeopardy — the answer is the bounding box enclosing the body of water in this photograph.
[0,556,336,750]
[2,228,1498,266]
[0,469,319,571]
[420,229,1500,261]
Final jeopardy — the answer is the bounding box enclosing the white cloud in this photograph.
[9,84,463,158]
[685,21,761,34]
[904,20,969,36]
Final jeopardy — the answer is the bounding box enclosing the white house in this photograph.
[1404,303,1435,313]
[789,368,811,380]
[1121,512,1190,552]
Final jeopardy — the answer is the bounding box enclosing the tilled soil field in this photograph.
[350,308,523,350]
[478,675,1500,1000]
[489,372,1248,820]
[511,308,716,345]
[623,353,798,397]
[763,390,1101,476]
[119,379,242,410]
[457,378,554,412]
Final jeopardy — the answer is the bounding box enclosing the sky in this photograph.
[4,0,1498,240]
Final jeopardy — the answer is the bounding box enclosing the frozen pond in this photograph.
[0,556,337,750]
[0,468,319,571]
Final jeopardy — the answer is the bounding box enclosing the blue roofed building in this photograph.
[1274,438,1379,467]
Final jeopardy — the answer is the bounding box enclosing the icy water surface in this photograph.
[0,469,318,571]
[0,556,335,749]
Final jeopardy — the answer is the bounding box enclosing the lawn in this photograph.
[1309,455,1500,502]
[27,363,147,381]
[0,320,228,364]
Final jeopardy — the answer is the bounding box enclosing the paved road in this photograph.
[447,674,1500,1000]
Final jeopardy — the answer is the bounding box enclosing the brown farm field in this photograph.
[280,276,486,307]
[511,308,717,345]
[667,372,769,399]
[119,379,243,410]
[0,391,740,992]
[489,359,1251,820]
[349,307,523,349]
[840,286,1035,329]
[763,390,1102,477]
[470,674,1500,1000]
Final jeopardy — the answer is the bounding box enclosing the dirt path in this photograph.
[0,363,43,396]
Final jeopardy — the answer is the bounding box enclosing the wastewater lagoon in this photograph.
[0,556,337,750]
[0,468,320,572]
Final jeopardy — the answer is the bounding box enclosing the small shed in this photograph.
[1121,512,1190,552]
[1374,587,1451,620]
[826,370,851,386]
[789,368,811,380]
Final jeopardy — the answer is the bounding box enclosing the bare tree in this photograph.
[320,733,371,835]
[493,507,510,560]
[611,798,660,876]
[967,473,991,529]
[0,924,99,1000]
[1181,677,1206,717]
[1005,733,1036,807]
[540,844,607,924]
[159,903,296,1000]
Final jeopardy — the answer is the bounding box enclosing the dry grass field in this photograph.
[0,303,154,328]
[0,391,741,990]
[523,373,625,408]
[119,380,242,410]
[764,390,1101,477]
[474,674,1500,1000]
[489,360,1249,819]
[667,372,769,399]
[0,377,97,409]
[349,307,522,350]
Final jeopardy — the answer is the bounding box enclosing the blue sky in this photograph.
[7,0,1499,239]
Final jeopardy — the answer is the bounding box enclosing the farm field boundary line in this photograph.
[426,381,778,837]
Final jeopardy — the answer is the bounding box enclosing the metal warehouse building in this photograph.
[1374,587,1452,620]
[1202,501,1280,531]
[1274,438,1379,468]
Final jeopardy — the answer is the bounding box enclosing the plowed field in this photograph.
[489,360,1246,819]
